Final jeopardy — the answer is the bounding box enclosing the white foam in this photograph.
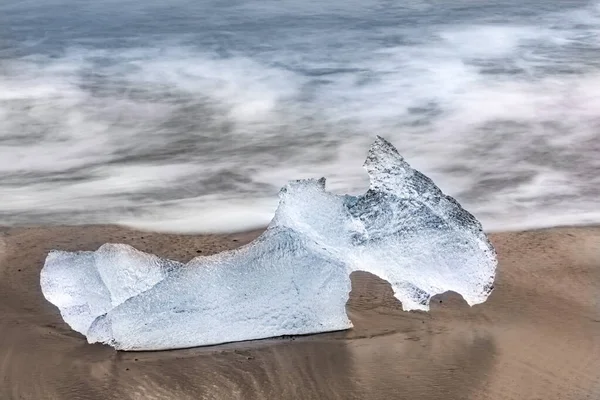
[2,2,600,232]
[119,198,277,234]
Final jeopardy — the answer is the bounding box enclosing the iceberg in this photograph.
[40,136,497,351]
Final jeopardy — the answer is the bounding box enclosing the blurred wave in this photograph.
[1,0,600,232]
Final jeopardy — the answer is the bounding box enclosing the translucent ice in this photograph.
[40,137,497,350]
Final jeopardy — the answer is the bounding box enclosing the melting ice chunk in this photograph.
[40,137,497,350]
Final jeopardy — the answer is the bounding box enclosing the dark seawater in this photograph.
[1,0,599,232]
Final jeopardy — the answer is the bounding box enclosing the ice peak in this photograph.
[363,135,412,192]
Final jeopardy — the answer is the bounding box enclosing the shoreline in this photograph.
[4,217,600,237]
[1,225,599,399]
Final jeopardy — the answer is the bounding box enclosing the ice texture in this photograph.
[40,137,497,350]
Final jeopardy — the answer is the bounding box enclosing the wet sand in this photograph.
[1,225,599,399]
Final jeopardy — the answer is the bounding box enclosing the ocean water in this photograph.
[1,0,599,233]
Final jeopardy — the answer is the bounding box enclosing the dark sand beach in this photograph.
[1,225,599,399]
